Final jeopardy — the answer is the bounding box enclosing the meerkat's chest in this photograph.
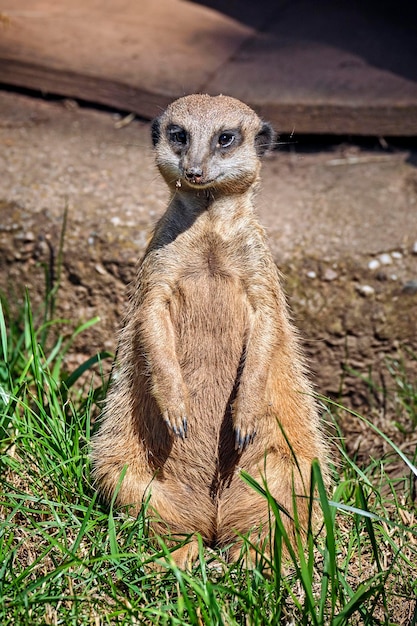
[165,231,252,337]
[170,255,250,376]
[175,230,255,284]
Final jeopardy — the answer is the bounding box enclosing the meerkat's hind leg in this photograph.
[170,538,200,571]
[149,533,200,572]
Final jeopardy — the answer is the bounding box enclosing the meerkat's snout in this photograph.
[184,165,204,184]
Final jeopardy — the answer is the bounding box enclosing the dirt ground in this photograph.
[1,90,416,461]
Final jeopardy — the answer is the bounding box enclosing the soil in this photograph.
[1,90,416,464]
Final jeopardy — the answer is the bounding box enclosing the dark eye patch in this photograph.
[167,125,188,145]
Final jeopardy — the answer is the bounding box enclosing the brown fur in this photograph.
[91,94,328,568]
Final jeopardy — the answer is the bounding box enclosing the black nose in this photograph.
[185,167,203,182]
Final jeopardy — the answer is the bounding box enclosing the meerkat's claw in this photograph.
[248,431,257,445]
[176,417,188,440]
[235,428,257,453]
[163,412,172,430]
[235,431,244,453]
[163,411,188,439]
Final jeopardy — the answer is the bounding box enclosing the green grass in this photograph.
[0,292,416,625]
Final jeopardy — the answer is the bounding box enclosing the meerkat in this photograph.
[91,94,328,568]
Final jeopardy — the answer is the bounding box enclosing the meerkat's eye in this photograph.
[168,126,188,145]
[217,132,235,148]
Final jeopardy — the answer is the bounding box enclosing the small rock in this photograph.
[306,270,317,279]
[412,241,417,255]
[24,231,35,242]
[378,253,392,265]
[402,280,417,294]
[368,259,380,271]
[95,264,106,275]
[63,98,79,110]
[356,284,375,297]
[391,251,402,259]
[323,268,338,281]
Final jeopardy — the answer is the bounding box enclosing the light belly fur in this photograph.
[165,273,248,473]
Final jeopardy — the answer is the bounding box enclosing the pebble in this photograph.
[306,270,317,279]
[63,98,79,111]
[95,264,106,275]
[402,280,417,294]
[356,284,375,297]
[368,259,380,270]
[323,268,338,281]
[413,241,417,255]
[391,251,402,259]
[378,253,392,265]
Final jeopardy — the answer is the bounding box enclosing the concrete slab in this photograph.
[0,0,254,117]
[0,0,417,134]
[205,1,417,135]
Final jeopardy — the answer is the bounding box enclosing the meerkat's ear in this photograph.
[151,117,161,146]
[255,121,275,156]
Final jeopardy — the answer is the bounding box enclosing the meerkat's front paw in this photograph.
[234,426,257,453]
[233,412,257,453]
[162,408,188,440]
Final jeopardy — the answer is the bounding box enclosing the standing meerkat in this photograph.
[92,94,328,568]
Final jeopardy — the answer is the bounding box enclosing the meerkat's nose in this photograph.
[184,166,203,183]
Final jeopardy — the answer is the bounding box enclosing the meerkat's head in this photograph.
[151,94,275,195]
